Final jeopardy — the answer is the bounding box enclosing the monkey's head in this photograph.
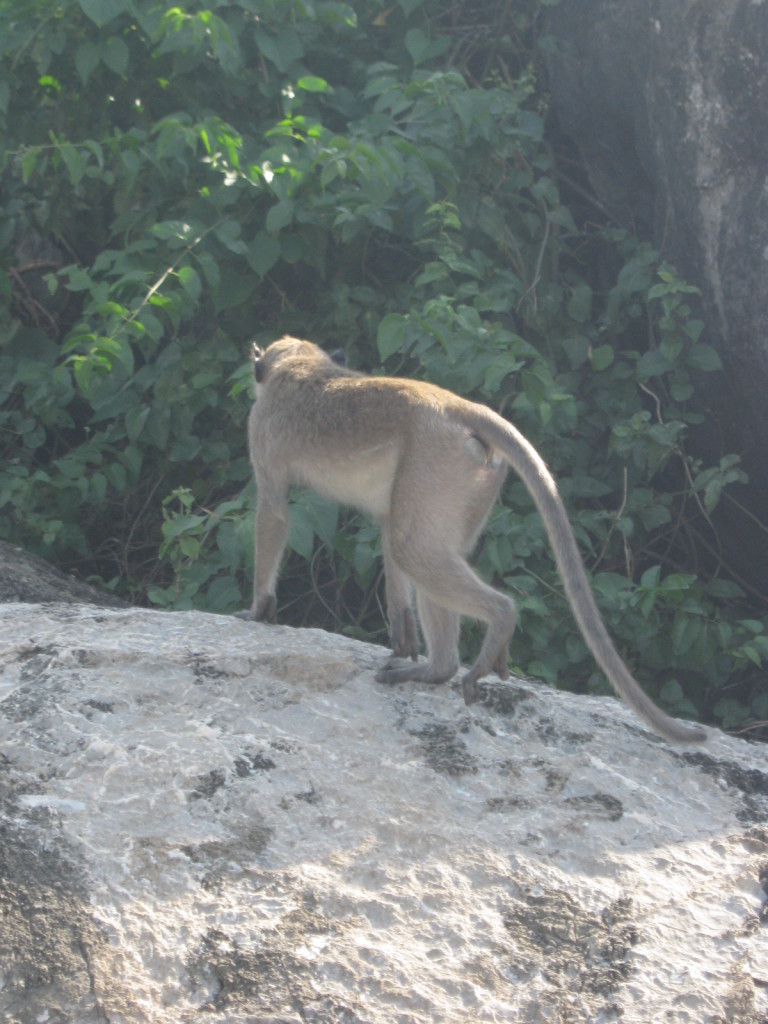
[250,337,346,385]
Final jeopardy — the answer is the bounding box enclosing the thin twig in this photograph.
[638,381,663,423]
[522,209,550,314]
[593,467,629,573]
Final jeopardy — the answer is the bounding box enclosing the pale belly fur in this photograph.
[294,443,398,520]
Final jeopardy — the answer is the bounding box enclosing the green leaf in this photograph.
[138,311,163,341]
[404,28,449,65]
[20,150,38,185]
[671,612,700,655]
[414,262,449,288]
[377,313,406,360]
[297,76,330,93]
[102,36,130,76]
[705,579,744,601]
[169,436,202,462]
[212,271,254,311]
[405,27,429,63]
[640,504,672,530]
[121,445,143,482]
[635,347,672,379]
[713,697,749,729]
[106,462,127,493]
[84,139,104,169]
[684,319,705,342]
[517,110,544,141]
[659,679,684,706]
[60,144,87,187]
[39,75,61,96]
[153,220,197,243]
[77,0,128,27]
[75,42,100,85]
[177,266,202,301]
[589,344,614,372]
[739,619,765,635]
[562,335,590,369]
[484,354,521,391]
[521,368,549,406]
[196,251,221,292]
[247,232,281,278]
[670,381,694,401]
[265,200,294,233]
[285,496,338,559]
[214,220,248,254]
[254,28,304,73]
[659,573,696,592]
[686,344,722,372]
[640,565,661,589]
[547,205,577,232]
[703,478,722,513]
[145,407,170,451]
[567,283,592,324]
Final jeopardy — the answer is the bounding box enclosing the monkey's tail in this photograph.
[474,410,707,744]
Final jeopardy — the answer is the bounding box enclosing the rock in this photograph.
[0,603,766,1023]
[0,540,126,607]
[547,0,768,587]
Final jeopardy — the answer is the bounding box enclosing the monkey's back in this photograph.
[251,362,487,518]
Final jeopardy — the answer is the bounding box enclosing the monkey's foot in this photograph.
[461,673,481,705]
[493,643,510,681]
[375,657,457,687]
[462,637,511,704]
[234,594,277,624]
[235,609,256,621]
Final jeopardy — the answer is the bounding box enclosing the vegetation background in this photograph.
[1,0,766,735]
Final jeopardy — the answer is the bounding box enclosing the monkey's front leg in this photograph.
[380,518,419,660]
[389,605,418,660]
[236,491,289,624]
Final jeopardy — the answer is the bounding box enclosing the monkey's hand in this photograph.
[389,607,419,661]
[235,594,277,624]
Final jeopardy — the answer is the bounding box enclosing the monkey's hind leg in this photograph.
[459,585,516,705]
[376,556,516,703]
[399,550,515,705]
[376,591,460,686]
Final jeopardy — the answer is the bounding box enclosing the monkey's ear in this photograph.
[329,348,346,367]
[251,343,266,383]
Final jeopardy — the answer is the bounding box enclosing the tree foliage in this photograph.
[1,0,766,735]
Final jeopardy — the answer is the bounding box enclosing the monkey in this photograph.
[237,336,707,744]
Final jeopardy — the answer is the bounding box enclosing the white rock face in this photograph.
[0,603,766,1024]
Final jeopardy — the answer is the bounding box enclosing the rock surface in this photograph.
[0,540,126,607]
[0,602,766,1023]
[547,0,768,587]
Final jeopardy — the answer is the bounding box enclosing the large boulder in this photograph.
[1,603,766,1023]
[547,0,768,586]
[0,539,126,607]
